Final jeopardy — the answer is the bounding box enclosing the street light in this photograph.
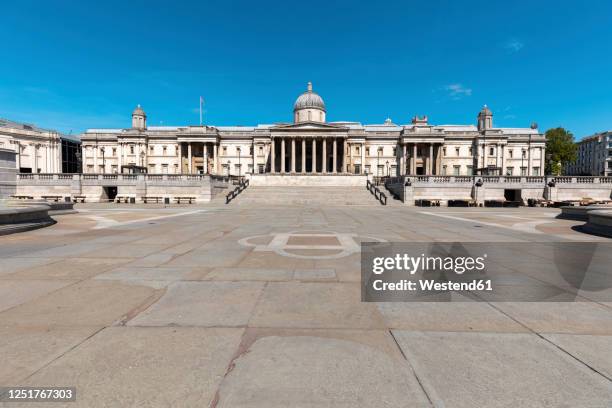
[377,148,382,177]
[386,160,389,177]
[237,147,241,177]
[228,160,231,176]
[75,150,82,174]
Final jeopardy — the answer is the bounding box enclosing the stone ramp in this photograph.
[230,186,382,206]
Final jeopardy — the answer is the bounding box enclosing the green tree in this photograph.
[545,127,578,175]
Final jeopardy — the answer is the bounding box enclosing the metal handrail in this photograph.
[366,180,387,206]
[225,178,249,204]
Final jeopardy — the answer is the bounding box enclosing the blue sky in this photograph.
[1,0,611,139]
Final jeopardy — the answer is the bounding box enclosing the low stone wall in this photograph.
[0,204,56,235]
[250,174,368,187]
[383,176,612,206]
[0,148,17,199]
[583,210,612,237]
[16,174,228,203]
[558,205,612,221]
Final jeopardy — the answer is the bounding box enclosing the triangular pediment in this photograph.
[271,121,347,130]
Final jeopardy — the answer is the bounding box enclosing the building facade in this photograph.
[80,83,545,177]
[565,132,612,176]
[0,119,80,173]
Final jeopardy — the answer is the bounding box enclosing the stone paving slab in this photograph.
[128,281,265,327]
[204,267,294,281]
[490,301,612,334]
[0,257,132,280]
[249,282,386,329]
[0,280,161,327]
[94,266,195,282]
[0,326,101,384]
[392,331,612,408]
[377,299,528,333]
[14,327,242,408]
[542,333,612,379]
[215,335,430,408]
[0,280,76,313]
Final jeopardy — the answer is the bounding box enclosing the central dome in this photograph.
[293,82,326,112]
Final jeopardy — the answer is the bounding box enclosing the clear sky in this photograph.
[1,0,611,139]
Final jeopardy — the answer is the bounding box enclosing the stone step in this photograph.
[230,186,381,206]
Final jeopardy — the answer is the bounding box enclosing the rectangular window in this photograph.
[258,164,264,173]
[162,164,168,174]
[455,147,460,156]
[366,147,370,156]
[365,165,371,174]
[130,145,134,154]
[533,167,540,176]
[112,148,116,156]
[453,165,460,176]
[466,165,473,175]
[521,167,527,176]
[443,147,447,156]
[509,150,513,158]
[506,167,514,176]
[489,147,495,156]
[442,165,447,175]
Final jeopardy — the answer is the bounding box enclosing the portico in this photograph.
[270,135,347,174]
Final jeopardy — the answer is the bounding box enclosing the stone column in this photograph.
[332,138,337,173]
[527,146,532,176]
[428,144,433,175]
[412,144,417,175]
[540,147,545,175]
[281,138,286,174]
[322,138,327,173]
[361,143,365,174]
[312,139,317,173]
[203,143,208,174]
[291,138,296,173]
[301,139,306,173]
[342,139,347,173]
[213,144,218,175]
[118,143,123,170]
[92,145,97,173]
[402,144,407,175]
[271,139,276,173]
[188,142,192,174]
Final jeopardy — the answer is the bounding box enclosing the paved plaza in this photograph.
[1,203,611,407]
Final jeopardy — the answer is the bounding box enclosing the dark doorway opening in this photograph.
[504,189,521,202]
[103,186,118,201]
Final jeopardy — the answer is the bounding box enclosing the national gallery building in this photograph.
[81,83,545,177]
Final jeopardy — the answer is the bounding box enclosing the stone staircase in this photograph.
[229,186,384,206]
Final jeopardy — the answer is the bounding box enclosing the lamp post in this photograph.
[521,148,526,176]
[237,147,241,177]
[377,148,382,177]
[75,150,82,173]
[140,151,145,170]
[386,160,389,177]
[228,160,231,176]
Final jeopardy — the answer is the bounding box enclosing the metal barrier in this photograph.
[225,178,249,204]
[366,180,387,205]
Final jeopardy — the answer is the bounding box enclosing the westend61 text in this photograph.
[372,279,493,292]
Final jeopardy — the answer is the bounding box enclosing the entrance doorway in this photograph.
[102,186,117,201]
[504,189,521,202]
